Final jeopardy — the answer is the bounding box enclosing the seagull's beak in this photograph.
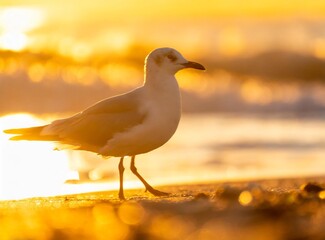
[181,61,206,70]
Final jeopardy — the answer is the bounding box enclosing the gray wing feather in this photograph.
[51,87,146,148]
[82,88,142,115]
[61,111,145,147]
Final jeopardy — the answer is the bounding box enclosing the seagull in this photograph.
[4,47,205,200]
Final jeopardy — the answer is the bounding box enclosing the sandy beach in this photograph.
[1,176,325,240]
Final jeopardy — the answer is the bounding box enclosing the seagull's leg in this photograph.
[130,155,169,197]
[118,157,126,200]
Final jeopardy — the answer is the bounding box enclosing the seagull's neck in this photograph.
[143,65,181,128]
[144,66,178,91]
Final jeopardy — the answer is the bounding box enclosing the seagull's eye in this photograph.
[167,54,177,62]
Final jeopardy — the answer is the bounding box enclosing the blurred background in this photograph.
[1,0,325,199]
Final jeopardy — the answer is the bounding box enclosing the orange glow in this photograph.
[99,63,141,87]
[178,70,234,96]
[118,202,145,225]
[100,31,131,55]
[37,0,325,19]
[0,1,323,58]
[241,79,273,105]
[59,40,93,62]
[218,27,246,57]
[62,66,97,85]
[314,38,325,59]
[28,63,46,82]
[0,1,323,60]
[93,204,129,239]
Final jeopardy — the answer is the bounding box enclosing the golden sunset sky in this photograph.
[2,0,325,18]
[1,0,325,107]
[1,0,325,57]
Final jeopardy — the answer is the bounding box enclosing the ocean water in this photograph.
[148,113,325,182]
[1,112,325,199]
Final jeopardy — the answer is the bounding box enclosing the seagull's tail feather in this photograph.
[3,125,60,141]
[4,126,45,135]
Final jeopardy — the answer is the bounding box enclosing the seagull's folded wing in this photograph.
[60,110,146,149]
[82,88,142,115]
[43,88,146,151]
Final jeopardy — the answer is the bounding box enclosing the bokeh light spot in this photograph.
[118,201,145,226]
[239,191,253,206]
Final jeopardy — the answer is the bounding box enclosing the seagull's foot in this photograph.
[146,186,169,197]
[119,191,126,201]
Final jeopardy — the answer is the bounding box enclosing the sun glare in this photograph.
[0,114,71,200]
[0,7,44,51]
[0,114,143,200]
[0,32,27,51]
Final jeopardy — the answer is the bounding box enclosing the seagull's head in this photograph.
[145,47,205,74]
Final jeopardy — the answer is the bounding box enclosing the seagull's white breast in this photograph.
[101,78,181,157]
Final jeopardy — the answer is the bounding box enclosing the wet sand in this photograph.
[1,176,325,240]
